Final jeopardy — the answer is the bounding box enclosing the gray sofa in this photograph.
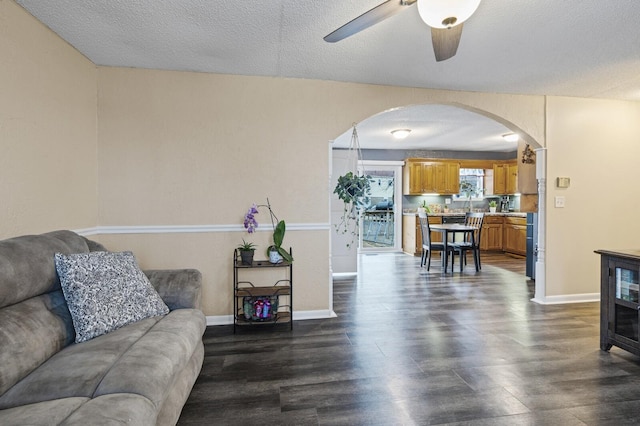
[0,230,206,425]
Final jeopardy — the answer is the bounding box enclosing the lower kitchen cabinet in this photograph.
[480,215,503,251]
[503,216,527,256]
[402,214,442,255]
[404,213,527,257]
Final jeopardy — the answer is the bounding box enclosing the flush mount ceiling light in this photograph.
[391,129,411,139]
[502,133,519,142]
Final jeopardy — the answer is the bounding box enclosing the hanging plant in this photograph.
[334,125,371,248]
[334,171,370,205]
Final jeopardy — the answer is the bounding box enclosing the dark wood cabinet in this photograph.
[596,249,640,355]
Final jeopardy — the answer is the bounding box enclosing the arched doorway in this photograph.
[330,103,546,301]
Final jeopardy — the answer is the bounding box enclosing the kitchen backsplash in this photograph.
[402,194,521,213]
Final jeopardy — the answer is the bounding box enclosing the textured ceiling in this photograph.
[15,0,640,151]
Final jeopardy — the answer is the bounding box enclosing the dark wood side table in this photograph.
[596,249,640,355]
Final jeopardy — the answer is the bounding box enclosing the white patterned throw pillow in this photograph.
[54,251,169,343]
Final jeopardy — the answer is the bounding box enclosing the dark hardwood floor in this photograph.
[178,252,640,425]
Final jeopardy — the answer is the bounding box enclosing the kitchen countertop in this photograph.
[402,211,527,217]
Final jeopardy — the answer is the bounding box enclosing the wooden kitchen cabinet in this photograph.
[403,160,459,195]
[493,162,518,195]
[435,162,460,194]
[506,164,518,194]
[480,215,503,251]
[402,214,442,255]
[406,161,425,194]
[503,216,527,256]
[402,214,418,254]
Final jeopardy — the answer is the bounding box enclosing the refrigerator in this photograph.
[526,213,537,280]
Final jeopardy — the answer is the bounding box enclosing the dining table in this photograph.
[429,223,479,273]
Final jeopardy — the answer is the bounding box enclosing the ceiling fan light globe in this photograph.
[417,0,482,29]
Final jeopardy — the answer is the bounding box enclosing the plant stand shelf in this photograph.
[233,249,293,333]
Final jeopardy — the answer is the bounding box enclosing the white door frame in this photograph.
[358,160,404,252]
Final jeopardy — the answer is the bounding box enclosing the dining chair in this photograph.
[418,212,449,271]
[449,212,484,272]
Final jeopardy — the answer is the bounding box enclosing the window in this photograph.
[455,169,484,200]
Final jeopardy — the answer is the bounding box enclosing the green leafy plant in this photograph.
[488,200,497,208]
[269,219,292,262]
[243,199,293,262]
[333,171,371,248]
[334,172,370,205]
[459,180,476,198]
[237,239,256,252]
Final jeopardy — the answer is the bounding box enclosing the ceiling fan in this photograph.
[324,0,482,62]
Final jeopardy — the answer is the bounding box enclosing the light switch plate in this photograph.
[555,196,565,208]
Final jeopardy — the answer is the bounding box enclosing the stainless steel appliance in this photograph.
[442,215,465,224]
[526,213,537,280]
[499,196,510,212]
[442,215,466,243]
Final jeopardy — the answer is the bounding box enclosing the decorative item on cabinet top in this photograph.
[521,144,536,164]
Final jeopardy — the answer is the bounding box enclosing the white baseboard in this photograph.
[206,310,336,326]
[531,292,599,305]
[332,272,357,278]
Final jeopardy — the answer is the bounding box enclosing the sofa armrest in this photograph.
[143,269,202,310]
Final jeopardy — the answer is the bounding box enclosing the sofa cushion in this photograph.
[0,291,75,396]
[0,230,92,309]
[54,251,169,343]
[0,309,205,412]
[0,397,90,425]
[0,316,162,410]
[60,394,158,426]
[94,309,206,407]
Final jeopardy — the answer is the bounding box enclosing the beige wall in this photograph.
[96,67,547,317]
[6,0,640,318]
[546,96,640,297]
[0,0,98,238]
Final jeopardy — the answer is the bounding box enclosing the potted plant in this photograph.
[488,200,497,213]
[417,200,432,214]
[243,199,293,264]
[459,180,478,212]
[267,219,289,264]
[333,171,370,248]
[237,239,256,265]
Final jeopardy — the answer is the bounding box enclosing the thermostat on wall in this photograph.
[556,177,570,188]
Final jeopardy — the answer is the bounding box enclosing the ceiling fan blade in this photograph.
[324,0,417,43]
[431,24,463,62]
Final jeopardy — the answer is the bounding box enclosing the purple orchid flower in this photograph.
[244,204,259,233]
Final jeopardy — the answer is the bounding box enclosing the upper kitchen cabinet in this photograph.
[403,159,460,195]
[493,142,538,196]
[492,162,518,195]
[435,162,461,194]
